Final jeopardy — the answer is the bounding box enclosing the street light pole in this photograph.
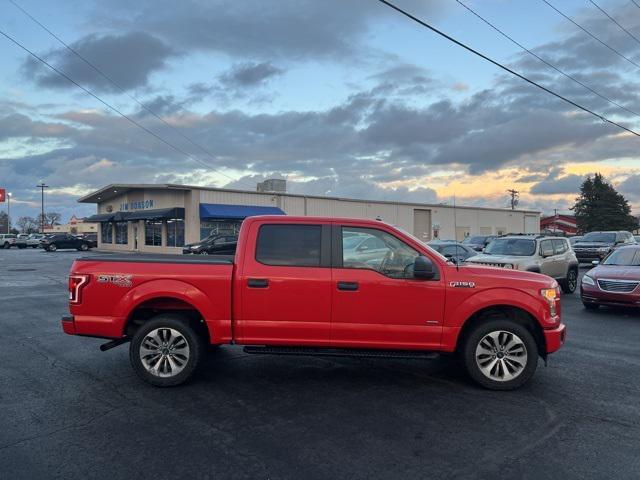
[36,182,49,234]
[7,192,12,234]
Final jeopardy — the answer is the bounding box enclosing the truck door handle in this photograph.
[337,281,359,291]
[248,278,269,288]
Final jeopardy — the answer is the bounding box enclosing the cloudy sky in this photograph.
[1,0,639,223]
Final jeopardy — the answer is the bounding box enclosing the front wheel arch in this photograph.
[456,305,546,360]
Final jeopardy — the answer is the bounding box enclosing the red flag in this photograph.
[0,189,5,203]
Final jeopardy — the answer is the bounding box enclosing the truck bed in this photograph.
[76,254,235,265]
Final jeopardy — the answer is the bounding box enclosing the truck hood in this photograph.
[573,242,612,248]
[455,263,556,287]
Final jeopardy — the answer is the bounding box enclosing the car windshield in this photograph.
[484,238,536,256]
[463,236,485,244]
[602,248,640,266]
[581,232,616,243]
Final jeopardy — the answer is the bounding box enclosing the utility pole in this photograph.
[36,182,49,234]
[507,189,519,210]
[7,192,11,234]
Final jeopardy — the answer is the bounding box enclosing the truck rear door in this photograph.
[236,221,332,346]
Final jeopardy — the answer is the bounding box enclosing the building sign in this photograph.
[0,188,5,203]
[119,199,154,211]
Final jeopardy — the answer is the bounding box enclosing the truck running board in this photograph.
[243,346,440,360]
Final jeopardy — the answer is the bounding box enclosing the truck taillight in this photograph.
[69,275,89,304]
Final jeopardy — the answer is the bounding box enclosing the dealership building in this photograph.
[80,181,541,254]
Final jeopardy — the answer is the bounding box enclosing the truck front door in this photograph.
[331,225,445,350]
[237,222,332,346]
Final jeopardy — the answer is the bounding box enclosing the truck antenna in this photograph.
[453,193,460,271]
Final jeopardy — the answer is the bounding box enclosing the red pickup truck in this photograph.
[62,216,566,390]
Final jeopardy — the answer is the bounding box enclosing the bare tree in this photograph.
[17,216,38,233]
[45,211,62,227]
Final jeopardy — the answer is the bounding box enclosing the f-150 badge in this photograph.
[97,274,133,288]
[450,281,475,288]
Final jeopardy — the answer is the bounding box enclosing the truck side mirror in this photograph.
[414,256,436,279]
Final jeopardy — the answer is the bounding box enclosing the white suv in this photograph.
[0,234,17,249]
[466,235,579,293]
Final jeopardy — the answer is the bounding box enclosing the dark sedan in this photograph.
[182,234,237,255]
[462,235,496,251]
[40,233,93,252]
[428,241,477,263]
[580,245,640,309]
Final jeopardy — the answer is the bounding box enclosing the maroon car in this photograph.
[581,245,640,309]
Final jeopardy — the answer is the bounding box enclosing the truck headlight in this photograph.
[582,274,595,286]
[597,247,610,252]
[191,244,201,249]
[503,263,514,269]
[540,287,560,317]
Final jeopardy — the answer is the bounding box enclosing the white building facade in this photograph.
[80,184,540,254]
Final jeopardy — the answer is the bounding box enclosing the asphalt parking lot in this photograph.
[1,248,640,479]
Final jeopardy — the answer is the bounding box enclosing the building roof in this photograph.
[77,183,540,215]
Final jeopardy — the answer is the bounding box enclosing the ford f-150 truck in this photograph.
[62,216,566,390]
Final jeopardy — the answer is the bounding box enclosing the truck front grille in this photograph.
[597,279,639,293]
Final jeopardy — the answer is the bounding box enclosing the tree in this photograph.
[17,216,38,233]
[45,211,61,227]
[572,173,638,233]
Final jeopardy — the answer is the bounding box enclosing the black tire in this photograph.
[462,318,539,391]
[583,302,599,310]
[3,242,10,249]
[129,314,206,387]
[48,243,57,252]
[78,243,89,251]
[560,267,578,294]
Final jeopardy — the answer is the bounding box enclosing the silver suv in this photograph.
[465,235,579,293]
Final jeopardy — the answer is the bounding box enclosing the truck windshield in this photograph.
[602,248,640,266]
[581,232,616,243]
[484,238,536,256]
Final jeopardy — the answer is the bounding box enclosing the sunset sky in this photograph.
[1,0,639,223]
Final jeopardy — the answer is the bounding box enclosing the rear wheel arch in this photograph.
[456,305,546,359]
[124,296,211,346]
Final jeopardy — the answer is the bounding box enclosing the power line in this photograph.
[7,0,254,190]
[375,0,640,137]
[455,0,640,119]
[630,0,640,11]
[541,0,640,71]
[588,0,640,47]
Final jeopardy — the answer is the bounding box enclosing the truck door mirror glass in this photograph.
[413,256,435,279]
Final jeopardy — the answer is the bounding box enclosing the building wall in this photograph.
[92,186,540,252]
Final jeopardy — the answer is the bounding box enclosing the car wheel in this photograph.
[129,314,205,387]
[199,250,209,255]
[48,243,57,252]
[560,268,578,294]
[3,242,9,249]
[463,319,538,391]
[79,243,89,251]
[583,302,599,310]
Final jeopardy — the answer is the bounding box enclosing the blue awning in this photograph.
[199,203,285,219]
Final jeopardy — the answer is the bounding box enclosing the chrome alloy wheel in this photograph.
[139,328,190,378]
[475,330,528,382]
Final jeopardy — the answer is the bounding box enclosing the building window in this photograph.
[101,222,113,244]
[115,222,128,245]
[256,224,321,267]
[200,220,242,240]
[145,220,162,246]
[166,219,184,247]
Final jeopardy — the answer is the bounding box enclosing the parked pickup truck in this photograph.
[62,216,566,390]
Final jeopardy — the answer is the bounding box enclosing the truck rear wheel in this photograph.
[130,314,205,387]
[462,319,538,390]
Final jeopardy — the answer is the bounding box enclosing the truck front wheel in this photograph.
[130,314,205,387]
[463,319,538,390]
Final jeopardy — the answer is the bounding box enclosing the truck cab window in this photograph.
[256,224,322,266]
[341,227,418,278]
